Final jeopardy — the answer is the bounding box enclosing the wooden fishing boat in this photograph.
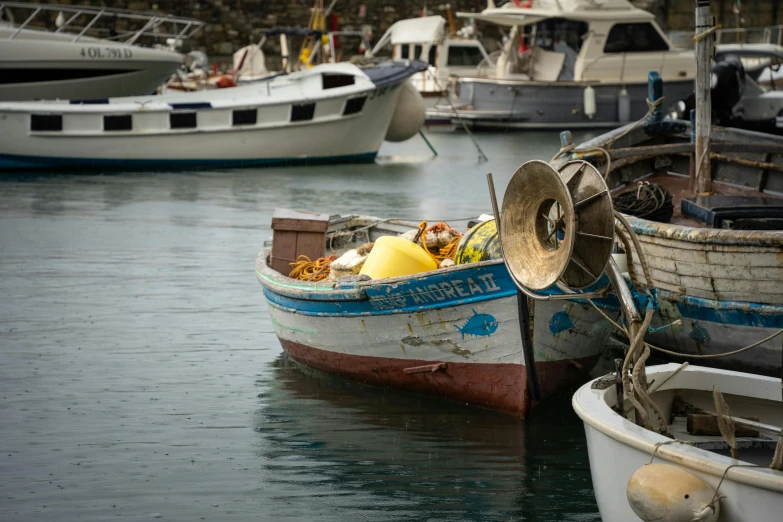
[255,215,616,417]
[573,363,783,521]
[552,117,783,376]
[0,60,426,171]
[491,149,783,520]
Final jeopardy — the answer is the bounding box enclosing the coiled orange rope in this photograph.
[436,236,461,261]
[416,221,462,263]
[288,254,337,281]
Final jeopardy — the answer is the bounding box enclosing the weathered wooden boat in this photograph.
[551,114,783,376]
[493,152,783,521]
[256,215,616,417]
[0,60,426,171]
[574,363,783,521]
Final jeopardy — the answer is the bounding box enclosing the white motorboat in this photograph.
[370,15,491,124]
[0,2,203,101]
[574,363,783,521]
[430,0,696,129]
[0,60,428,171]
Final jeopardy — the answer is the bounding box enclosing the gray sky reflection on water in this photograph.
[0,130,601,521]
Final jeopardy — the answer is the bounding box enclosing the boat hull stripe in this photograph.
[0,152,378,170]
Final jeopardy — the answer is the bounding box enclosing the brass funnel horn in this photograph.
[500,160,614,291]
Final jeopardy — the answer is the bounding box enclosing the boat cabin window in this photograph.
[291,103,315,122]
[446,45,484,67]
[400,44,437,64]
[322,74,355,90]
[232,109,257,126]
[604,23,669,53]
[343,96,366,116]
[170,112,197,129]
[103,115,132,132]
[30,114,62,132]
[527,18,588,54]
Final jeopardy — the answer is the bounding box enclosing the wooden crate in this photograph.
[270,208,330,276]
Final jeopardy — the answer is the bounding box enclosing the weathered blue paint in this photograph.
[660,290,783,329]
[624,215,783,247]
[260,260,620,318]
[453,309,498,340]
[688,321,711,347]
[549,311,575,335]
[0,152,378,171]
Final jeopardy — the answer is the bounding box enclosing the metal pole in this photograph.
[695,0,713,194]
[486,173,541,404]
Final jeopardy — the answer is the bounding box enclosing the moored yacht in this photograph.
[431,0,696,129]
[370,15,491,123]
[0,2,203,101]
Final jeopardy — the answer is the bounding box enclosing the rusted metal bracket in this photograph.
[403,362,447,374]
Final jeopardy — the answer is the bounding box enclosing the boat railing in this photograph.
[670,25,783,49]
[0,1,204,46]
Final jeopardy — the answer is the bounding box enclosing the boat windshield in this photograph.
[447,45,485,66]
[524,17,588,53]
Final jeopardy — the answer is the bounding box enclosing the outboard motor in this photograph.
[673,55,745,125]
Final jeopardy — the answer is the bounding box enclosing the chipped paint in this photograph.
[401,335,424,346]
[549,311,575,335]
[688,321,711,352]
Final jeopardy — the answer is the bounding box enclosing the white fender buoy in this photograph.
[618,87,631,122]
[385,81,425,142]
[627,463,720,522]
[583,85,596,119]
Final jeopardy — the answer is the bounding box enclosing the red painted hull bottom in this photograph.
[279,340,601,417]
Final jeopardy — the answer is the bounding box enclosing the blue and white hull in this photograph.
[257,249,616,417]
[0,61,427,171]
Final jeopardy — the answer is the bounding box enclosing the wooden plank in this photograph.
[687,413,760,437]
[271,208,330,232]
[295,231,327,263]
[270,230,298,276]
[694,1,713,194]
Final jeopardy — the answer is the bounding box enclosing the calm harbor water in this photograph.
[0,130,606,521]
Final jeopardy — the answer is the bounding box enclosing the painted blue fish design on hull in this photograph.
[454,309,499,340]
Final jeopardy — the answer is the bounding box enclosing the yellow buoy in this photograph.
[627,463,720,522]
[454,219,502,265]
[359,235,438,280]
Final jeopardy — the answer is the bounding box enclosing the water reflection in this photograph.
[255,356,599,521]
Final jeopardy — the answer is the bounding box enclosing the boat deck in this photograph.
[615,172,783,228]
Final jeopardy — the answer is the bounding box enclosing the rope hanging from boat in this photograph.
[288,254,337,281]
[712,386,739,459]
[772,435,783,471]
[614,211,655,289]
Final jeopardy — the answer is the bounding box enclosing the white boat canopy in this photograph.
[457,0,653,28]
[370,16,446,55]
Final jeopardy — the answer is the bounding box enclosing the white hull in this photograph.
[0,27,182,101]
[574,364,783,521]
[0,62,423,169]
[257,252,614,416]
